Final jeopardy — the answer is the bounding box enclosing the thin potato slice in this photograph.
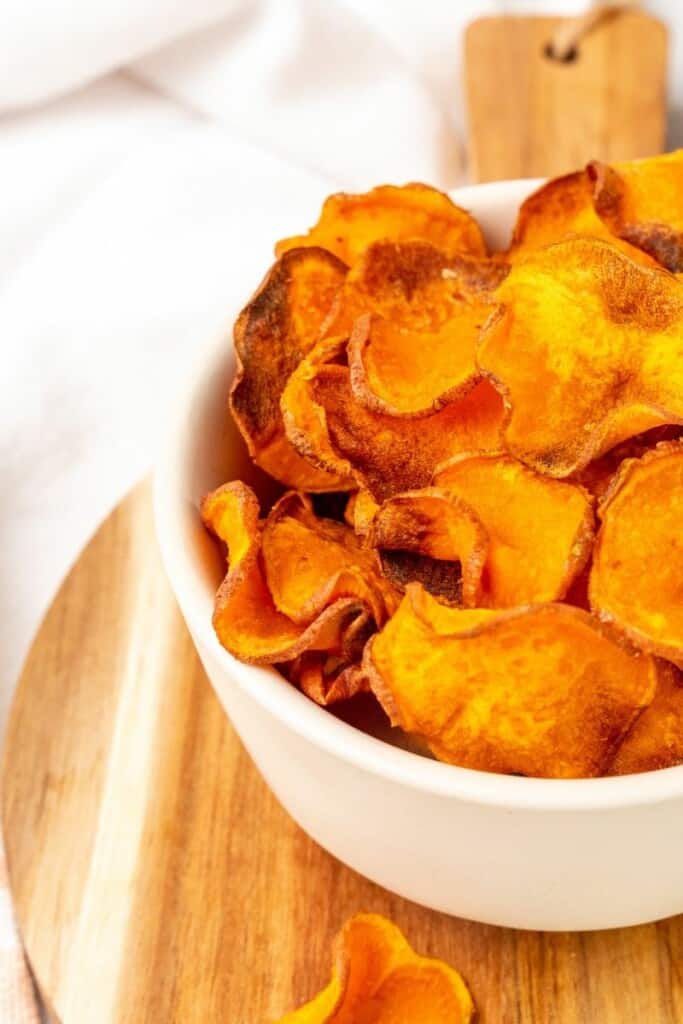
[348,312,484,417]
[201,482,365,665]
[275,913,474,1024]
[284,652,370,707]
[275,183,487,266]
[433,453,594,606]
[262,491,398,627]
[341,239,506,331]
[367,488,488,606]
[283,349,505,500]
[231,247,351,491]
[507,170,655,265]
[478,238,683,477]
[589,150,683,272]
[365,586,655,778]
[590,442,683,666]
[609,662,683,775]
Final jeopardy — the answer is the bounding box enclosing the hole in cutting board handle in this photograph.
[543,41,579,63]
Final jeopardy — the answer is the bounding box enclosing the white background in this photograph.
[1,0,681,731]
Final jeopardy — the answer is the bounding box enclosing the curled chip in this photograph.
[275,913,474,1024]
[572,425,683,500]
[284,652,370,707]
[262,491,397,627]
[367,488,488,606]
[478,238,683,477]
[341,239,506,332]
[609,663,683,775]
[282,347,505,500]
[201,483,391,703]
[589,150,683,272]
[433,453,594,606]
[365,586,655,778]
[590,442,683,666]
[348,312,483,417]
[230,247,351,491]
[508,170,656,265]
[275,183,487,266]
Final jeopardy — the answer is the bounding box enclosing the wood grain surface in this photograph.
[2,482,682,1023]
[464,12,667,182]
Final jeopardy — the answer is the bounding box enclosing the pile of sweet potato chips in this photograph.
[203,155,683,779]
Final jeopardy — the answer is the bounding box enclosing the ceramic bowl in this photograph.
[154,179,683,931]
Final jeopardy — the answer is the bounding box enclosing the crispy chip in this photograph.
[348,312,484,417]
[262,491,398,627]
[365,586,655,778]
[283,346,505,500]
[609,662,683,775]
[589,150,683,272]
[507,170,656,265]
[201,483,366,665]
[275,913,474,1024]
[478,238,683,477]
[367,488,488,606]
[572,425,683,500]
[343,489,379,537]
[230,247,352,491]
[341,239,506,330]
[433,453,594,606]
[275,184,487,266]
[590,442,683,666]
[284,652,370,707]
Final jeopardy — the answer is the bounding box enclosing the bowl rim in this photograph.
[154,176,683,812]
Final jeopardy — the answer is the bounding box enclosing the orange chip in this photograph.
[262,490,398,627]
[230,247,352,491]
[341,239,506,331]
[284,652,370,707]
[478,238,683,477]
[590,442,683,666]
[507,170,656,265]
[201,483,365,666]
[275,183,487,266]
[348,312,484,417]
[343,489,379,537]
[572,425,683,500]
[589,150,683,272]
[283,346,505,500]
[609,662,683,775]
[365,586,655,778]
[275,913,474,1024]
[433,453,594,606]
[367,488,488,606]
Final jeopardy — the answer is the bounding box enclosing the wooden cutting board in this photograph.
[2,481,682,1023]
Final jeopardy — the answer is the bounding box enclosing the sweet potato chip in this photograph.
[201,482,366,666]
[283,346,505,500]
[433,453,594,606]
[608,662,683,775]
[590,442,683,666]
[478,238,683,477]
[365,586,655,778]
[572,425,683,500]
[367,488,488,606]
[343,489,379,537]
[284,652,369,707]
[341,239,506,331]
[262,491,398,627]
[275,913,474,1024]
[589,150,683,272]
[507,170,655,265]
[348,312,484,417]
[275,183,487,266]
[230,246,352,491]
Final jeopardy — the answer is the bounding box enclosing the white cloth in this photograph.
[1,1,682,1020]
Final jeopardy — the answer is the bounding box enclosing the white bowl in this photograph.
[154,179,683,931]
